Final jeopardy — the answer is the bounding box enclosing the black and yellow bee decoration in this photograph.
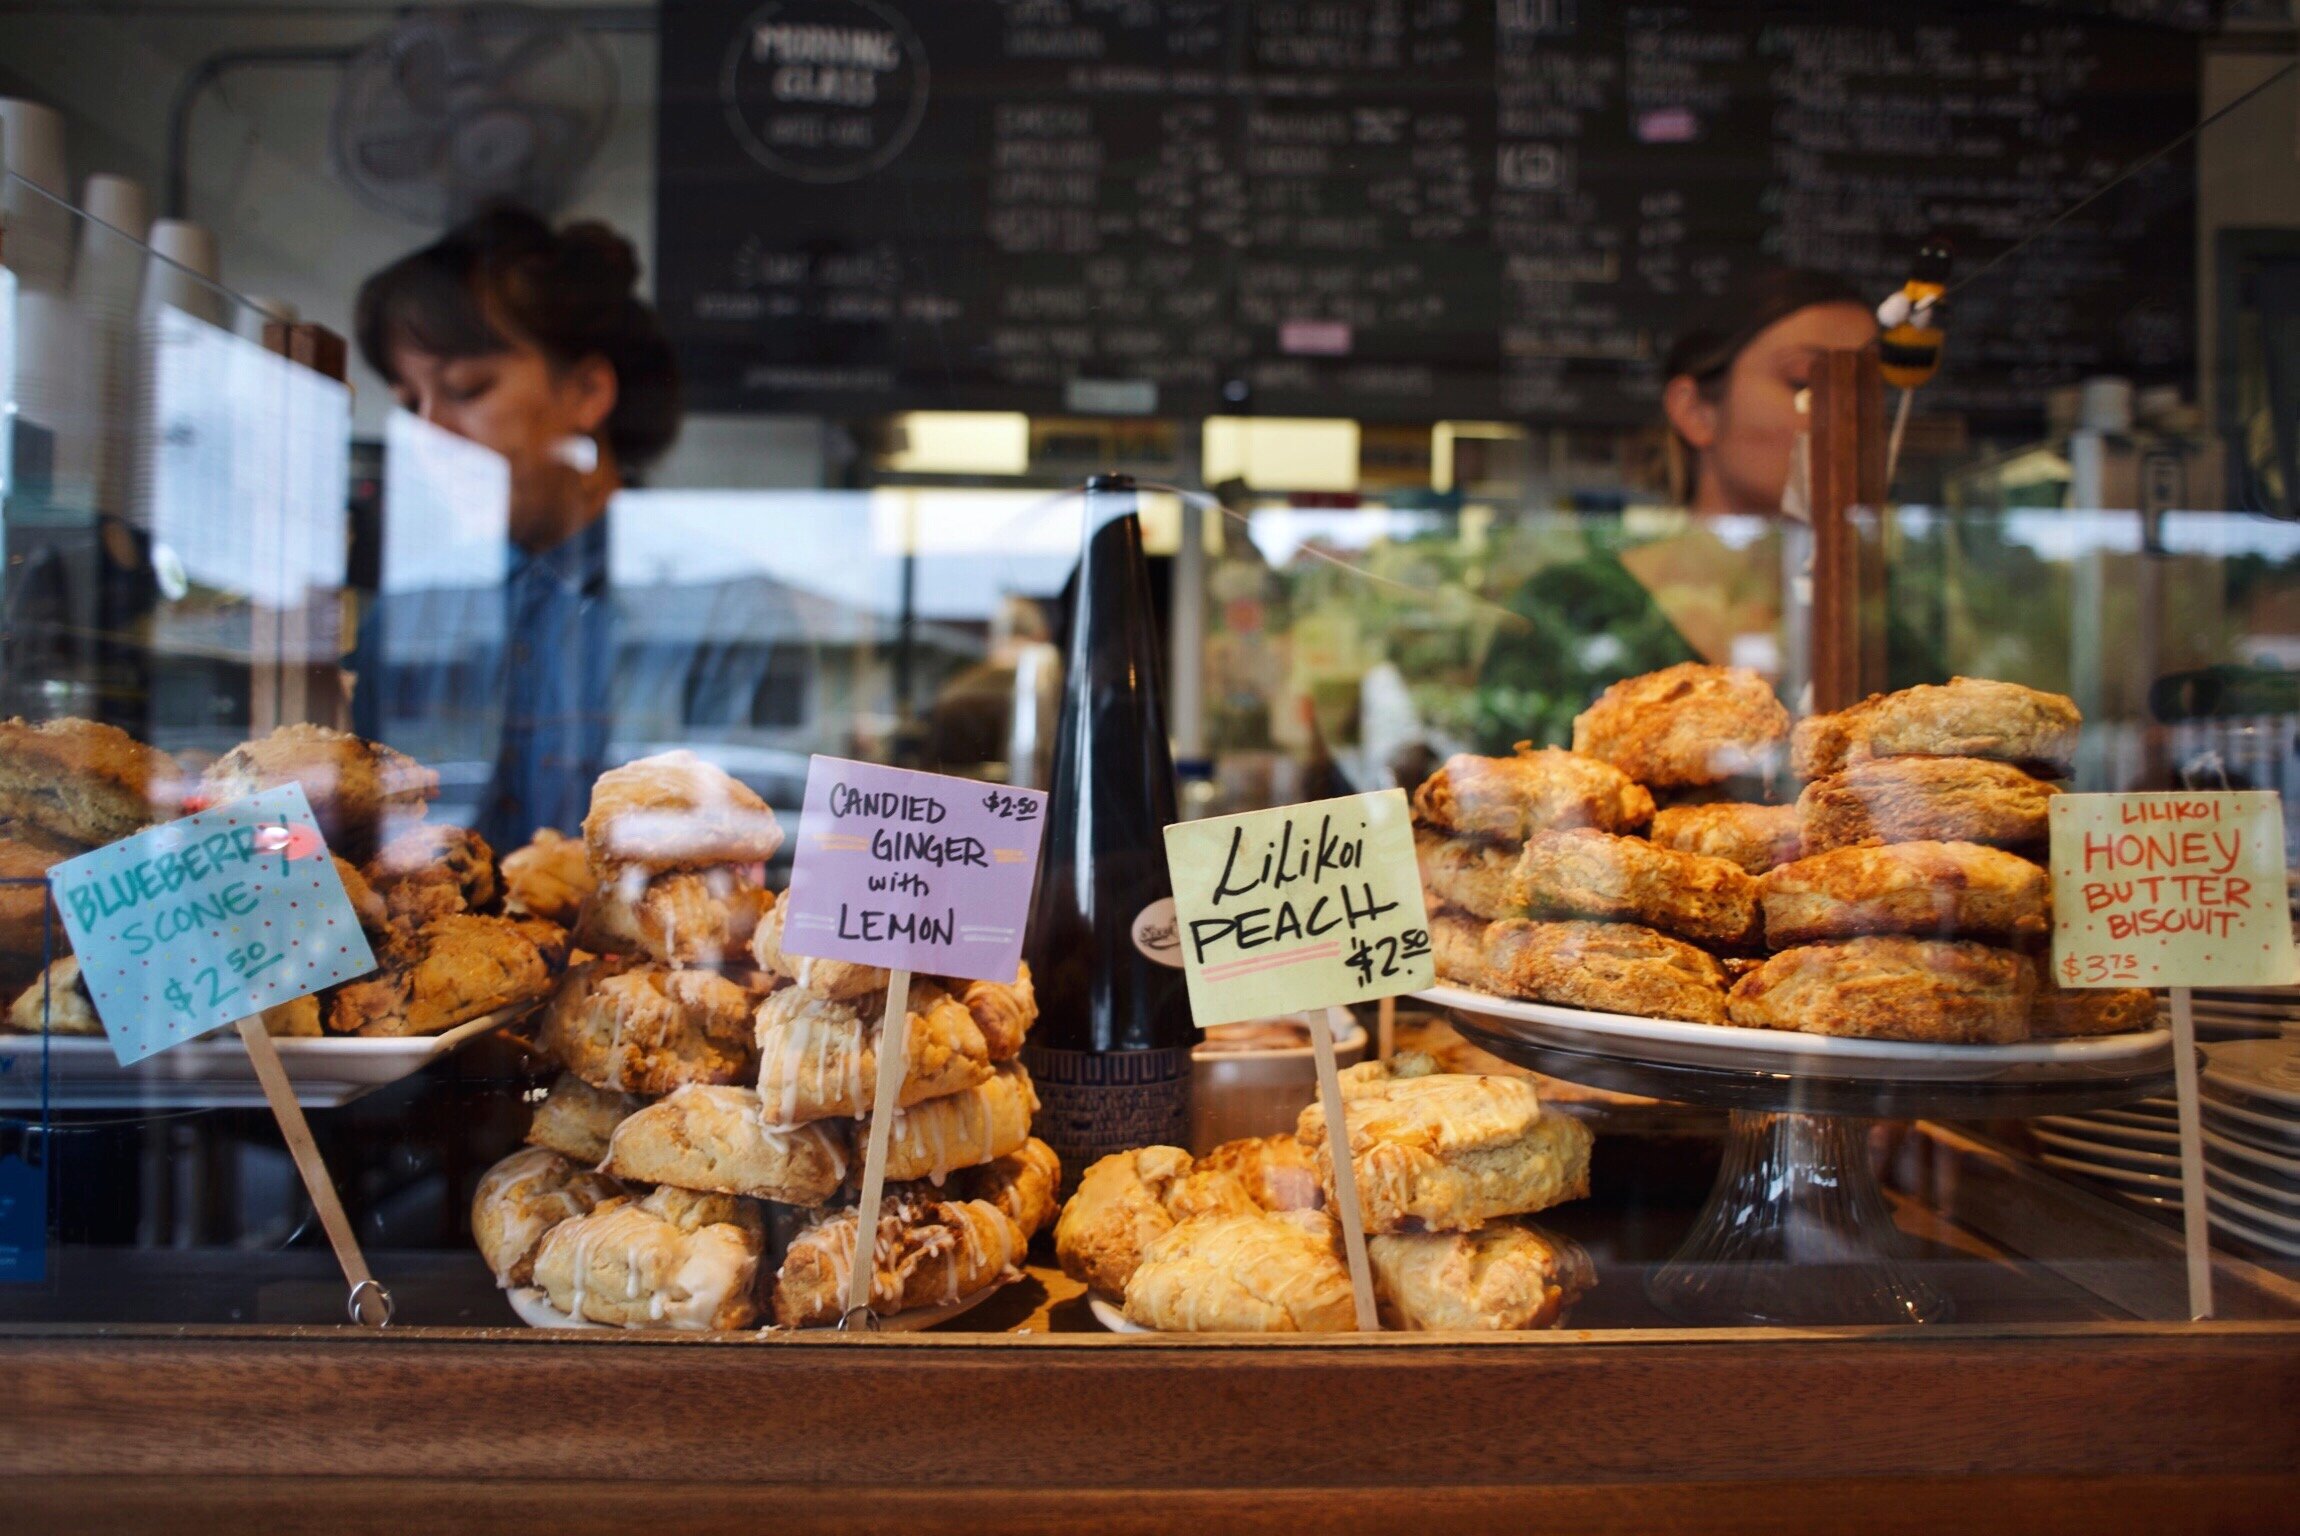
[1876,237,1952,390]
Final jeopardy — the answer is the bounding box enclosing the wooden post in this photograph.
[253,322,350,735]
[1807,348,1888,712]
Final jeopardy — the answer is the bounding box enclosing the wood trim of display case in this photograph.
[2,1324,2293,1531]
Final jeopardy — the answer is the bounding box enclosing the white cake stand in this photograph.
[1416,984,2175,1327]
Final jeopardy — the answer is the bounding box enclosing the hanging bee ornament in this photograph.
[1876,237,1953,390]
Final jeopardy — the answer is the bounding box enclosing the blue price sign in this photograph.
[46,784,378,1064]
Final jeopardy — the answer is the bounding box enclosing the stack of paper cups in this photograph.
[69,175,152,517]
[0,98,71,293]
[141,218,227,327]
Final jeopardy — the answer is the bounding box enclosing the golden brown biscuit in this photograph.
[1798,757,2059,855]
[1478,917,1730,1025]
[958,965,1036,1060]
[329,856,390,936]
[599,1083,849,1203]
[1196,1135,1324,1212]
[962,1136,1062,1238]
[583,750,783,875]
[0,716,182,846]
[871,1061,1039,1184]
[1727,936,2037,1044]
[5,956,101,1035]
[257,995,323,1037]
[1410,746,1655,843]
[747,901,885,1000]
[1794,677,2080,779]
[500,828,595,926]
[1570,663,1790,787]
[1368,1220,1594,1331]
[324,913,553,1037]
[1054,1146,1259,1297]
[201,723,436,860]
[1122,1209,1358,1333]
[772,1189,1028,1327]
[530,1187,763,1330]
[2030,979,2160,1038]
[1296,1052,1593,1234]
[1761,841,2049,948]
[470,1145,622,1288]
[573,865,771,967]
[1649,802,1803,876]
[753,979,993,1125]
[366,823,498,928]
[0,834,69,978]
[525,1070,648,1164]
[535,959,756,1094]
[1415,831,1519,921]
[1428,910,1490,988]
[1506,828,1758,945]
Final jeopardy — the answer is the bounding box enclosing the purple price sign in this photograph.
[781,756,1048,983]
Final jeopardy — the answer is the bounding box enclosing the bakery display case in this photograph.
[1,4,2297,1526]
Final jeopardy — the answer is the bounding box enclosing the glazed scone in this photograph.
[1788,712,1855,784]
[329,856,391,936]
[1760,841,2049,947]
[1122,1209,1357,1333]
[1506,828,1759,946]
[1727,936,2037,1044]
[536,960,756,1094]
[5,957,101,1035]
[1798,757,2059,855]
[1416,831,1520,921]
[1054,1145,1259,1297]
[754,979,992,1125]
[572,865,771,967]
[257,995,323,1037]
[958,966,1037,1060]
[500,828,595,926]
[366,823,499,929]
[961,1136,1063,1238]
[1793,677,2081,779]
[1480,917,1730,1025]
[583,749,783,875]
[1195,1134,1324,1212]
[525,1070,648,1164]
[325,914,554,1037]
[1429,910,1491,989]
[201,723,437,860]
[2030,978,2160,1038]
[1296,1052,1594,1233]
[1369,1220,1595,1331]
[600,1083,849,1203]
[0,832,71,962]
[470,1145,622,1287]
[0,717,182,846]
[772,1189,1029,1327]
[530,1187,763,1330]
[1570,663,1791,788]
[1410,746,1656,843]
[747,901,886,1000]
[872,1061,1040,1183]
[1649,802,1803,876]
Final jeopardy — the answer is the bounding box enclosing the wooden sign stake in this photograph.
[1376,995,1396,1063]
[1308,1009,1379,1332]
[843,969,914,1328]
[235,1018,391,1326]
[2167,987,2214,1320]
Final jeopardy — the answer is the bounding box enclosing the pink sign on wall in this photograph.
[780,756,1048,983]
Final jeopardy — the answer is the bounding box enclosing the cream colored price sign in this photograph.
[2048,791,2296,989]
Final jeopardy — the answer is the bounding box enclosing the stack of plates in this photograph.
[2200,1039,2300,1260]
[2034,1097,2185,1211]
[2182,986,2300,1043]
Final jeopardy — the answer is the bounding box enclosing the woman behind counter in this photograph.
[352,206,682,852]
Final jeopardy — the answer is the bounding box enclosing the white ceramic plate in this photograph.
[2035,1114,2182,1149]
[2203,1126,2300,1181]
[2203,1039,2300,1110]
[2032,1126,2181,1172]
[2070,1104,2181,1133]
[2207,1185,2300,1239]
[2206,1158,2300,1218]
[2202,1095,2300,1149]
[2207,1206,2300,1260]
[1089,1295,1152,1334]
[1416,985,2173,1084]
[2038,1150,2185,1192]
[0,1007,519,1110]
[507,1281,1006,1333]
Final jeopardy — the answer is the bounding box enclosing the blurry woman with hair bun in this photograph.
[351,205,682,850]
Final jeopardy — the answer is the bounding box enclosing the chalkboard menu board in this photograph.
[656,0,2199,426]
